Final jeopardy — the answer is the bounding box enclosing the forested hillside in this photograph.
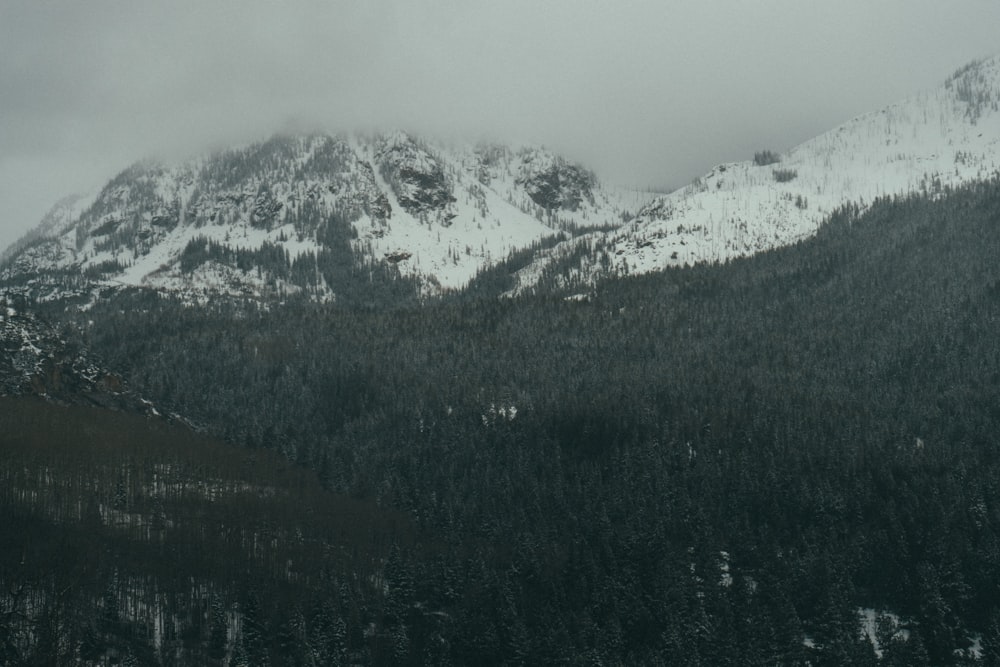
[0,397,421,666]
[5,176,1000,664]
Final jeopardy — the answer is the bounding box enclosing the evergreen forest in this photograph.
[4,176,1000,665]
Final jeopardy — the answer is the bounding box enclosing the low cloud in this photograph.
[2,0,999,248]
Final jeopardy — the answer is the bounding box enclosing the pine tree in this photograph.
[881,627,931,667]
[241,591,268,666]
[208,594,228,663]
[981,609,1000,667]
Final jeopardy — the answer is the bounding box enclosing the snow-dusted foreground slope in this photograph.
[1,132,651,301]
[511,55,1000,293]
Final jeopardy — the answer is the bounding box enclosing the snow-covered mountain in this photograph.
[6,55,1000,304]
[509,55,1000,293]
[0,132,650,303]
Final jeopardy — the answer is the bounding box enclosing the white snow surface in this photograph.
[509,55,1000,292]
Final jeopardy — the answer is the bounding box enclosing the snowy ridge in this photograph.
[510,54,1000,292]
[1,132,651,301]
[0,192,98,265]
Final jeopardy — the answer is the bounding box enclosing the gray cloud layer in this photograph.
[2,0,999,249]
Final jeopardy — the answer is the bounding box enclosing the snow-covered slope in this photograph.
[511,55,1000,293]
[0,192,98,266]
[0,132,650,302]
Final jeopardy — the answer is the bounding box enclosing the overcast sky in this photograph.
[2,0,999,251]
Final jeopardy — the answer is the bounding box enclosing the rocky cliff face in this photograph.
[375,133,456,219]
[515,150,596,212]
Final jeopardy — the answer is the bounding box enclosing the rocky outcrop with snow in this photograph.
[0,299,129,405]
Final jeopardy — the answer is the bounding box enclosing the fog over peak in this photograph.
[2,0,999,251]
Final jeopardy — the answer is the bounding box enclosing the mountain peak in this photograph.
[1,131,647,305]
